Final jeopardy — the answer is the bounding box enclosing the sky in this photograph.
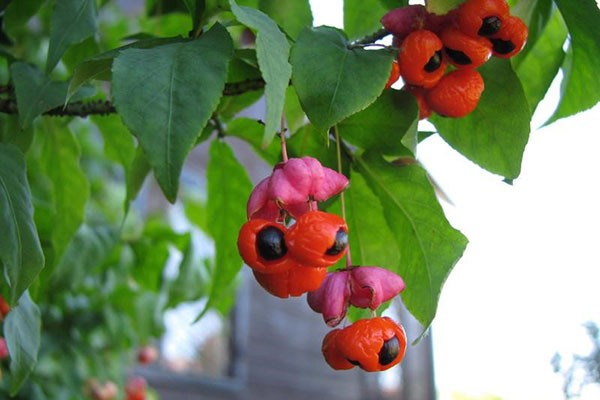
[310,1,600,399]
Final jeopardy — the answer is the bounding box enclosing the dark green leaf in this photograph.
[258,0,312,39]
[515,11,567,114]
[112,24,233,202]
[290,26,395,132]
[3,0,45,38]
[47,0,98,73]
[338,89,418,156]
[355,151,467,335]
[0,115,34,153]
[344,0,387,40]
[431,58,531,179]
[549,0,600,122]
[125,146,151,209]
[230,0,292,146]
[11,62,95,129]
[203,140,252,316]
[0,145,44,304]
[4,291,41,395]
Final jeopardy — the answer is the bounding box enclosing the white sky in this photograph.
[310,1,600,399]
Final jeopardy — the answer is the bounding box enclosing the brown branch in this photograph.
[0,78,266,118]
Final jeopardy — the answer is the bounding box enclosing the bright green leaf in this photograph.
[46,0,98,73]
[112,24,233,203]
[344,0,387,40]
[549,0,600,122]
[431,58,531,180]
[125,146,151,210]
[11,62,95,129]
[290,26,395,133]
[258,0,313,39]
[4,291,41,395]
[203,140,252,316]
[91,115,136,171]
[337,89,418,156]
[0,145,44,305]
[167,240,210,307]
[511,0,553,60]
[230,0,292,146]
[355,152,468,336]
[426,0,463,14]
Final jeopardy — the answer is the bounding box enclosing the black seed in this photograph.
[378,336,400,366]
[444,47,472,65]
[478,16,502,36]
[424,50,443,73]
[256,226,287,260]
[325,229,348,256]
[348,359,361,367]
[491,38,515,55]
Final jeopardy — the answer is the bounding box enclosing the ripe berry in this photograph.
[403,85,432,120]
[457,0,510,37]
[285,211,348,268]
[385,61,401,89]
[237,219,295,274]
[253,265,327,298]
[440,27,492,69]
[137,345,159,365]
[489,15,528,58]
[321,317,407,372]
[397,30,448,89]
[426,69,484,118]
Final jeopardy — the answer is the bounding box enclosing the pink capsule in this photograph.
[307,271,351,327]
[349,266,405,310]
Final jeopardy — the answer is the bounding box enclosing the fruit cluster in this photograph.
[237,156,408,371]
[382,0,528,118]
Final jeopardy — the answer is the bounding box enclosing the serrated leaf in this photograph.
[355,152,468,336]
[112,24,233,203]
[258,0,312,39]
[431,58,531,180]
[230,0,292,146]
[4,291,41,395]
[515,11,567,114]
[11,62,95,129]
[290,26,395,133]
[203,140,252,316]
[39,121,90,265]
[344,0,387,40]
[46,0,98,73]
[0,145,44,305]
[549,0,600,122]
[338,89,418,156]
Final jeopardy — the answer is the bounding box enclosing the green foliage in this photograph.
[0,0,599,397]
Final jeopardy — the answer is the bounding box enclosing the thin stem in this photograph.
[334,125,352,268]
[280,114,288,162]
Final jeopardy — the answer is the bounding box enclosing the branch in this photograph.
[0,78,266,118]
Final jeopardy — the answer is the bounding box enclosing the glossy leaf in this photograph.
[112,24,233,202]
[11,62,94,129]
[47,0,98,73]
[549,0,600,122]
[0,145,44,305]
[259,0,312,39]
[355,151,468,336]
[203,140,252,316]
[337,89,418,156]
[230,0,292,146]
[290,26,395,132]
[4,291,41,395]
[431,58,531,180]
[344,0,388,40]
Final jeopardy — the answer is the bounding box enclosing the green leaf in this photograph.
[0,145,44,305]
[344,0,387,40]
[4,291,41,395]
[515,10,567,115]
[225,117,281,164]
[112,24,233,203]
[167,240,209,307]
[3,0,45,38]
[47,0,98,73]
[258,0,313,39]
[91,115,136,171]
[337,89,418,156]
[39,120,90,263]
[290,26,395,133]
[203,140,252,316]
[511,0,554,61]
[426,0,463,14]
[230,0,292,146]
[355,152,468,336]
[431,58,531,180]
[11,62,95,129]
[125,146,151,209]
[549,0,600,122]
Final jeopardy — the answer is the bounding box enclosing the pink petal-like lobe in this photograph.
[307,271,351,327]
[349,266,405,309]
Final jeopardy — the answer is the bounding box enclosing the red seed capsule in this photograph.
[253,265,327,298]
[398,30,448,89]
[237,219,296,274]
[426,69,485,118]
[440,27,492,69]
[490,15,529,58]
[457,0,510,38]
